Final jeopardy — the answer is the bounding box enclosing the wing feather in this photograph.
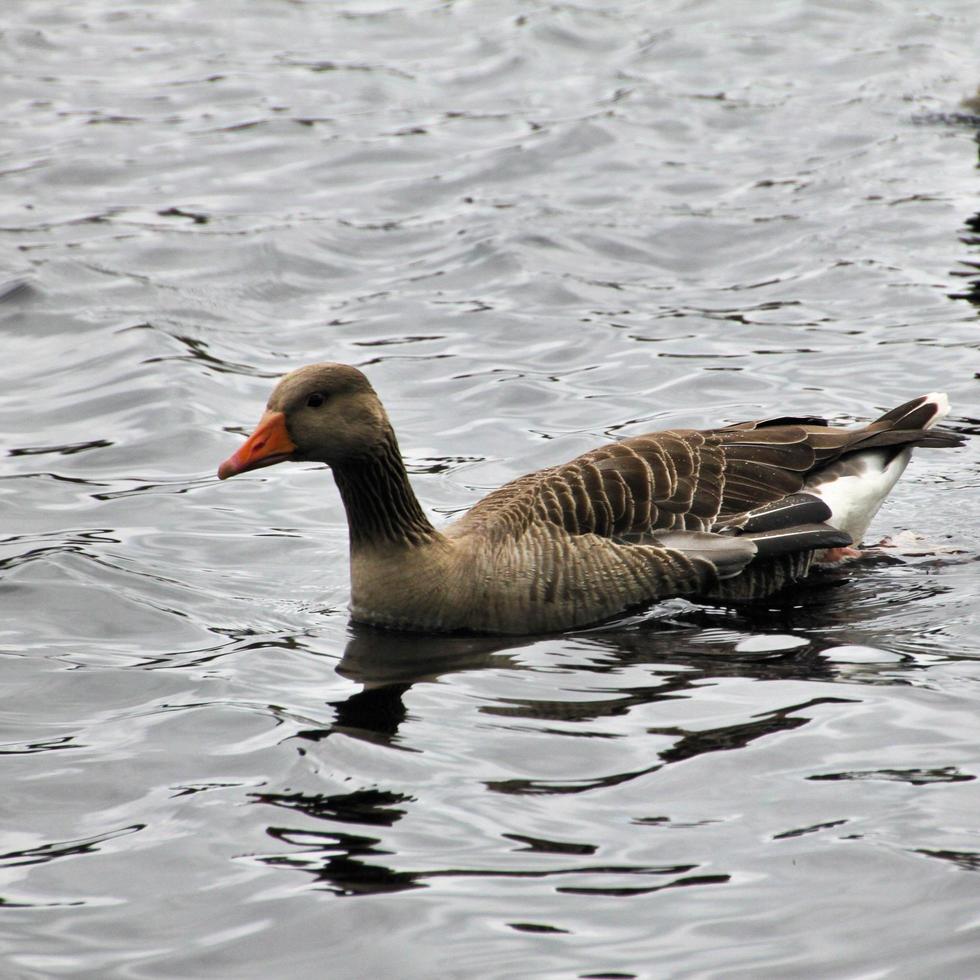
[455,403,957,549]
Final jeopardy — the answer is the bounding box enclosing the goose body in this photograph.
[217,364,963,634]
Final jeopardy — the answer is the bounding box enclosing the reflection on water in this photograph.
[336,624,521,688]
[2,0,979,976]
[243,586,956,902]
[952,210,980,306]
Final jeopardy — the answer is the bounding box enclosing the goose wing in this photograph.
[446,403,959,630]
[518,402,961,538]
[460,420,848,541]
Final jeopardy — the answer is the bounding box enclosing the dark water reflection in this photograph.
[3,0,980,977]
[244,585,971,906]
[953,211,980,305]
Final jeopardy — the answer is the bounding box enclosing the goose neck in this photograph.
[331,437,437,549]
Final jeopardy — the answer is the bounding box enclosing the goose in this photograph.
[217,364,963,634]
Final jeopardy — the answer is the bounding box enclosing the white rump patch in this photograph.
[922,392,950,426]
[808,452,909,544]
[806,392,950,544]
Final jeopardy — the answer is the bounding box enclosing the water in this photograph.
[2,1,979,976]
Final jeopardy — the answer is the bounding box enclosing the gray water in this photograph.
[2,1,979,977]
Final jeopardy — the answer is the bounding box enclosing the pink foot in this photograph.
[820,546,863,563]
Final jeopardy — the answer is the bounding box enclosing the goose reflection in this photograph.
[335,622,522,689]
[292,624,523,745]
[309,560,943,748]
[251,573,954,897]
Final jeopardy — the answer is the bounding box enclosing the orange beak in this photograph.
[217,411,297,480]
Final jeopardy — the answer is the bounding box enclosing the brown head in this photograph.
[217,363,394,479]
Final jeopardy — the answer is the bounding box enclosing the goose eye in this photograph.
[306,392,326,408]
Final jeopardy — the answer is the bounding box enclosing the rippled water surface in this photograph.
[3,1,980,977]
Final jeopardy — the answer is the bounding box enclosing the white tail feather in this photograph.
[922,392,949,427]
[807,392,949,545]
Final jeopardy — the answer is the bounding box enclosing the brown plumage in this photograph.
[217,363,963,635]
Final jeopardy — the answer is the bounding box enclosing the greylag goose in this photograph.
[217,364,963,634]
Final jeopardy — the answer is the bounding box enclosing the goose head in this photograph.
[217,363,392,479]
